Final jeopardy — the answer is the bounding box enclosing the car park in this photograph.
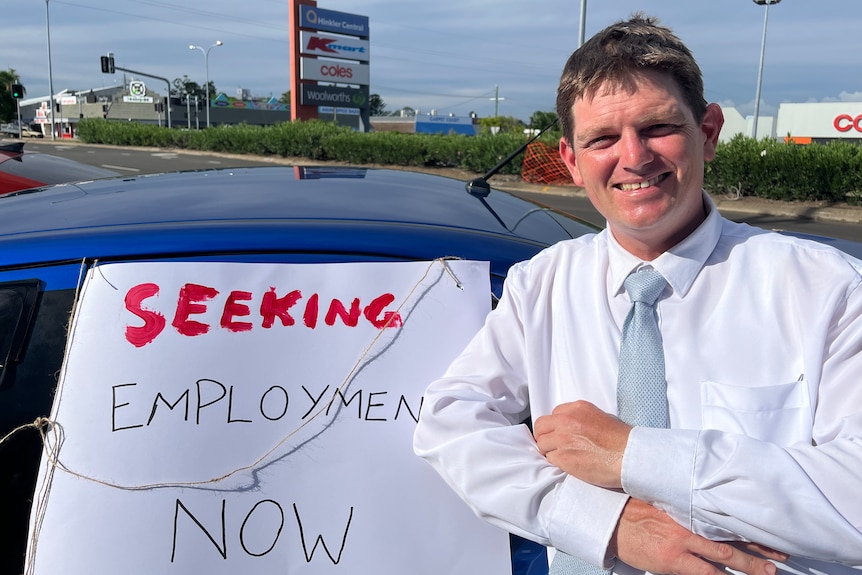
[0,165,600,575]
[0,141,117,195]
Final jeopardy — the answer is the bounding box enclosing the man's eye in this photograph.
[587,135,614,148]
[645,124,677,136]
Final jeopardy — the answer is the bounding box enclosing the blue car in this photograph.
[0,166,599,575]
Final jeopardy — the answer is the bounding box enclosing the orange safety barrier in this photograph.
[521,141,575,186]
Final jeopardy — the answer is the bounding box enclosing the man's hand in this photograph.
[612,499,787,575]
[533,400,631,488]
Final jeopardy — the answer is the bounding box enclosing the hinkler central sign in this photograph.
[299,5,369,38]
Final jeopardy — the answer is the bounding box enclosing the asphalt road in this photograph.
[20,140,862,243]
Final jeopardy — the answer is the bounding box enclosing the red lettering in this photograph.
[320,65,353,79]
[220,290,253,332]
[325,298,362,327]
[307,36,337,52]
[260,288,302,328]
[833,114,862,133]
[172,283,219,336]
[129,282,402,340]
[124,283,166,347]
[835,114,853,132]
[364,293,402,329]
[304,293,319,329]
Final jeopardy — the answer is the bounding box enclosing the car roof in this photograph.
[0,166,598,275]
[0,142,118,194]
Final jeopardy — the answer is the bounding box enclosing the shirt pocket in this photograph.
[701,380,813,447]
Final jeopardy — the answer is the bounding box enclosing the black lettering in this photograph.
[260,386,289,421]
[293,503,353,564]
[196,378,227,424]
[301,385,329,419]
[326,389,362,417]
[171,498,226,562]
[147,389,191,426]
[227,386,252,424]
[394,395,423,423]
[112,383,144,432]
[364,391,388,421]
[239,499,284,557]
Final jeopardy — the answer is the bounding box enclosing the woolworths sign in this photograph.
[301,85,369,109]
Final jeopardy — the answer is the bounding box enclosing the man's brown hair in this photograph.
[556,14,708,145]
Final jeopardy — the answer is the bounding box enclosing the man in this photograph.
[414,14,862,575]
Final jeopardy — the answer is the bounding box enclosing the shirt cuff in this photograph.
[548,475,630,568]
[621,426,699,529]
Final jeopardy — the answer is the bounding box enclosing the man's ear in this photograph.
[701,103,724,162]
[559,137,584,187]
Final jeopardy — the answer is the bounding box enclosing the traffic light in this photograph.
[11,84,24,99]
[100,55,115,74]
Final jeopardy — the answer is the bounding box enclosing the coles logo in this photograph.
[834,114,862,133]
[320,64,353,79]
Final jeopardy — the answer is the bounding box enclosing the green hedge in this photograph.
[705,135,862,203]
[76,119,862,203]
[75,118,534,175]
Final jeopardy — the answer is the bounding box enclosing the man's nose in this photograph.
[618,131,653,169]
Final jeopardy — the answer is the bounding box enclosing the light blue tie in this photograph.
[549,268,669,575]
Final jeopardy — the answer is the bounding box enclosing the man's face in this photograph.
[559,70,723,259]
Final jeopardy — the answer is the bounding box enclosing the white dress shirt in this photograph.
[413,195,862,571]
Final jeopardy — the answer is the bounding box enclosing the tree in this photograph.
[0,68,22,123]
[279,91,291,105]
[369,93,387,116]
[530,110,558,130]
[478,115,526,134]
[172,75,215,101]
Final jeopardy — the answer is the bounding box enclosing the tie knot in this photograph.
[624,268,667,306]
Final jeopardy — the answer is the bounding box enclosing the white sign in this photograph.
[26,261,508,574]
[300,31,369,62]
[300,57,370,85]
[777,102,862,139]
[123,95,155,104]
[318,106,360,116]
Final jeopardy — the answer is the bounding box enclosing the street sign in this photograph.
[300,58,369,86]
[301,84,369,109]
[299,31,369,62]
[298,5,369,38]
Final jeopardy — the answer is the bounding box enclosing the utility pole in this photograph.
[490,85,506,117]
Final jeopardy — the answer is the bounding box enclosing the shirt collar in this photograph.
[608,192,722,298]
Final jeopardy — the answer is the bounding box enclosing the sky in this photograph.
[3,0,861,123]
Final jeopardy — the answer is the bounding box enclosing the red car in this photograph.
[0,142,117,195]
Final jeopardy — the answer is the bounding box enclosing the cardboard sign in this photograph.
[27,260,509,574]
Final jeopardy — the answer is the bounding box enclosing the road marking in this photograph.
[151,152,178,159]
[101,164,141,173]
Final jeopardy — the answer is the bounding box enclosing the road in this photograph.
[22,140,862,243]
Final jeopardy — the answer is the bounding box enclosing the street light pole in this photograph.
[189,40,222,128]
[752,0,781,139]
[578,0,587,47]
[44,0,56,140]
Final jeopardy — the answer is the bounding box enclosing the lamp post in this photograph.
[189,40,222,128]
[44,0,56,140]
[578,0,587,47]
[751,0,781,139]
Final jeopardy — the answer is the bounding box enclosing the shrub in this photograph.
[77,119,862,202]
